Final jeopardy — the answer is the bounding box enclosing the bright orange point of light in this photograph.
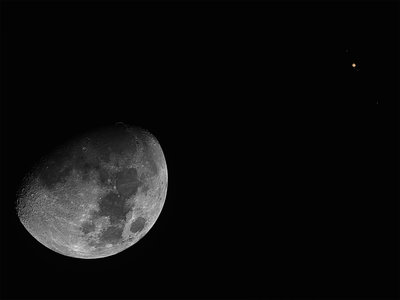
[352,63,356,68]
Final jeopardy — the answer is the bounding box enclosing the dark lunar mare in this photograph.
[97,192,128,224]
[89,225,124,247]
[80,191,127,247]
[81,166,143,247]
[130,216,146,233]
[116,168,141,198]
[96,167,142,222]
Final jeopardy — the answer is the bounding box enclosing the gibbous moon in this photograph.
[16,123,168,259]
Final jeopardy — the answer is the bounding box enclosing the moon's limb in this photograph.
[16,125,167,259]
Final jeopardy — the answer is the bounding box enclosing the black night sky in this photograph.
[1,1,399,299]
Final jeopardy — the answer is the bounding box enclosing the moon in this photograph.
[16,123,168,259]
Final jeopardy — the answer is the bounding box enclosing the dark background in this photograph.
[1,0,398,299]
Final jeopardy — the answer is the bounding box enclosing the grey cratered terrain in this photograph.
[16,124,168,259]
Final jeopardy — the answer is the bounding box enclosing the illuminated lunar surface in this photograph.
[16,124,168,259]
